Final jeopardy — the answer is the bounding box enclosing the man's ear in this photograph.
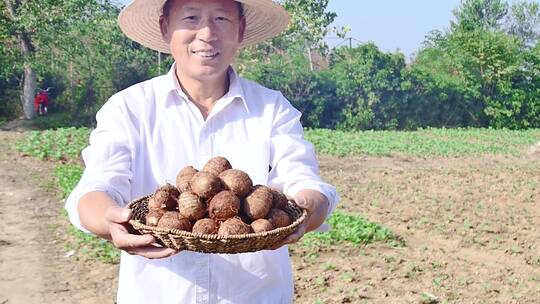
[159,15,169,41]
[238,16,246,43]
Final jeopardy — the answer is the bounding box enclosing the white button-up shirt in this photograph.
[65,64,339,304]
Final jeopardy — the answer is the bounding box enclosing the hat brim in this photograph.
[118,0,290,54]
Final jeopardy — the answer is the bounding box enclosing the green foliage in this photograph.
[329,43,407,130]
[241,43,342,128]
[55,164,83,199]
[305,128,540,157]
[412,0,540,129]
[1,0,159,122]
[506,1,540,46]
[15,127,90,161]
[280,0,338,51]
[452,0,509,31]
[67,224,120,264]
[302,210,397,247]
[238,0,340,65]
[2,0,540,130]
[17,128,120,264]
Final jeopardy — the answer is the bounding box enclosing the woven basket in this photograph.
[128,195,307,254]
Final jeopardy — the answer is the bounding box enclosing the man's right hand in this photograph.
[105,206,178,259]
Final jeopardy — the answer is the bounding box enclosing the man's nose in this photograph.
[196,19,218,42]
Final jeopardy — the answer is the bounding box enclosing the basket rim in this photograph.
[128,195,308,240]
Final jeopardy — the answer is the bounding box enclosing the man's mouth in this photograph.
[192,50,220,58]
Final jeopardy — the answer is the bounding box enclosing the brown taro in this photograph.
[208,190,240,221]
[152,183,180,211]
[250,219,274,233]
[218,217,253,235]
[157,211,192,231]
[242,185,272,221]
[202,156,232,177]
[176,166,198,193]
[178,191,206,221]
[190,171,222,200]
[192,218,219,235]
[219,169,252,198]
[267,208,291,228]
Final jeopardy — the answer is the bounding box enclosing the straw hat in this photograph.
[118,0,290,54]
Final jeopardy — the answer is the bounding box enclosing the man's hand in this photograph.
[79,191,178,259]
[270,189,329,250]
[106,206,178,259]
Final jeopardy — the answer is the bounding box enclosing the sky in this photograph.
[116,0,463,59]
[325,1,462,59]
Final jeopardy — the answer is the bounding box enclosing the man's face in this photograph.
[160,0,245,82]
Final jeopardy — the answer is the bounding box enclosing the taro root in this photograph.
[178,191,206,221]
[192,218,219,235]
[208,190,240,221]
[147,196,162,210]
[219,169,253,198]
[242,185,272,220]
[190,171,222,200]
[153,183,180,211]
[157,211,192,231]
[145,208,165,226]
[250,218,274,233]
[176,166,198,192]
[218,217,253,235]
[267,208,291,228]
[202,156,232,177]
[270,188,288,210]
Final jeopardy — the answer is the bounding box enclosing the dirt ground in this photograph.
[0,129,539,304]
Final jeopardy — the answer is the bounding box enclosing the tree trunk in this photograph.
[5,0,37,119]
[22,64,36,119]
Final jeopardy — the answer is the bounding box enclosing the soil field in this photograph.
[0,130,539,304]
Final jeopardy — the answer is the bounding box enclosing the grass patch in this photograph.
[16,127,90,162]
[55,164,84,199]
[16,128,120,264]
[302,210,400,247]
[56,164,120,264]
[305,128,540,157]
[66,224,120,264]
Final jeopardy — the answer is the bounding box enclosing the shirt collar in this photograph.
[157,63,249,114]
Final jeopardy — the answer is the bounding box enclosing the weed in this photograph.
[301,210,397,247]
[15,127,90,162]
[321,263,337,271]
[305,128,540,157]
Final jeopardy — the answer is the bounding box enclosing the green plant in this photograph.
[16,127,90,162]
[67,225,120,264]
[55,164,84,199]
[305,128,540,157]
[301,210,397,247]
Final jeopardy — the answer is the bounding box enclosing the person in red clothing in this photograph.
[34,88,50,115]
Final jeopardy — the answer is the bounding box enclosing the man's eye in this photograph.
[216,16,230,22]
[184,16,198,21]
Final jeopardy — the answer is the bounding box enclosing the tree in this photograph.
[3,0,37,119]
[1,0,159,122]
[237,0,340,74]
[329,43,407,130]
[506,1,540,47]
[452,0,509,32]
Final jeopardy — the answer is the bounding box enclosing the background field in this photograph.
[2,127,538,303]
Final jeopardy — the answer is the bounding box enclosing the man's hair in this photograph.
[162,0,244,19]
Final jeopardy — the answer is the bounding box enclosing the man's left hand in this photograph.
[269,189,329,250]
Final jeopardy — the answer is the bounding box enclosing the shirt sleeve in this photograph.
[267,93,339,220]
[64,97,136,233]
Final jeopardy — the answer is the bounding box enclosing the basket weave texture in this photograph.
[128,195,307,254]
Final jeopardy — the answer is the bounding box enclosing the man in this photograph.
[34,88,49,115]
[65,0,339,303]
